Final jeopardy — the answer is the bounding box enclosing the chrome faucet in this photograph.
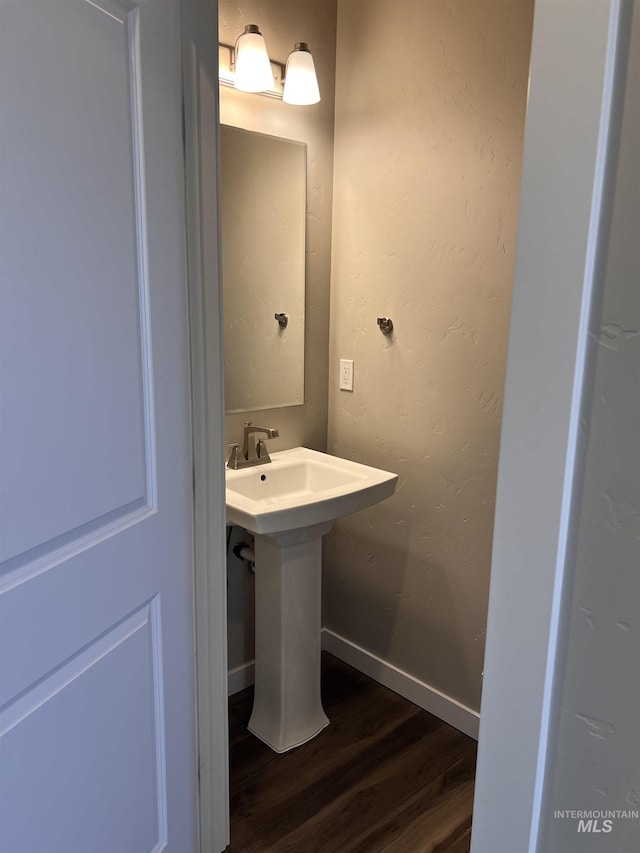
[227,423,279,469]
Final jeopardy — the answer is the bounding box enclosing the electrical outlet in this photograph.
[339,359,354,391]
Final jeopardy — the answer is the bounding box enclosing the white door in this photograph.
[0,1,198,850]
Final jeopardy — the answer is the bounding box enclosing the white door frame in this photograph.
[181,1,229,850]
[471,1,630,851]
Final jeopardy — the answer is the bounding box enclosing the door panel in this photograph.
[1,600,166,852]
[0,1,198,850]
[1,0,152,565]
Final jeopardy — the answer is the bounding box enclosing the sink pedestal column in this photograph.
[248,522,333,753]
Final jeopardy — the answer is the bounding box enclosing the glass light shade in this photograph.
[234,25,274,93]
[283,43,320,105]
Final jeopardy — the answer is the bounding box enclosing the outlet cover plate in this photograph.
[340,359,354,391]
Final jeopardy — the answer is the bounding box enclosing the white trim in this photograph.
[322,629,479,740]
[228,661,255,696]
[527,3,624,847]
[182,1,229,851]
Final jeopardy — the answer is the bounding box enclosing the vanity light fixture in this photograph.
[233,24,274,93]
[283,43,321,105]
[218,26,320,105]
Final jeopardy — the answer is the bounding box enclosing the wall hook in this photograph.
[377,317,393,335]
[274,312,288,328]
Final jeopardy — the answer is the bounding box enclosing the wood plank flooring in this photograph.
[228,653,477,852]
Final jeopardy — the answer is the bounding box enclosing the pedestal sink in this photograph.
[225,447,398,752]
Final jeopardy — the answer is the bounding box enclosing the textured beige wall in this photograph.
[219,0,337,671]
[324,0,533,711]
[219,0,336,455]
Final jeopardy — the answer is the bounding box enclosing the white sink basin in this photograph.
[225,447,397,536]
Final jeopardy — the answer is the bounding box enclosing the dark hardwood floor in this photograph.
[228,653,477,852]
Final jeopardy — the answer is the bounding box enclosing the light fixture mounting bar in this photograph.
[218,43,285,99]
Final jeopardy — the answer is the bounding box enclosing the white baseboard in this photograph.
[322,628,479,740]
[226,633,480,740]
[228,660,255,696]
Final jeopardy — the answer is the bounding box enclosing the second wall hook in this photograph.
[377,317,393,335]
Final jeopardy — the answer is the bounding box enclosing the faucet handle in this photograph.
[225,442,241,469]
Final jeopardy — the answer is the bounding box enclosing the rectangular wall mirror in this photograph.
[220,125,306,413]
